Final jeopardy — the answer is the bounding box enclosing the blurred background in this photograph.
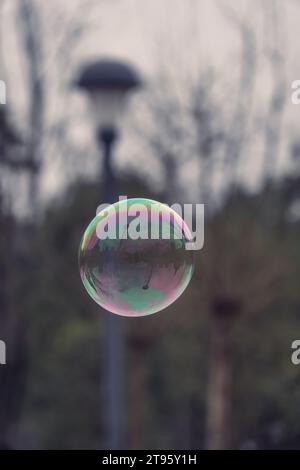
[1,0,300,450]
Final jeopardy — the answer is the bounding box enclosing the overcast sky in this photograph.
[2,0,300,209]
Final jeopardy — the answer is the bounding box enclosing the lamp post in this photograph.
[76,59,141,449]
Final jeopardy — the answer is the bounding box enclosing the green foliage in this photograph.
[7,176,300,449]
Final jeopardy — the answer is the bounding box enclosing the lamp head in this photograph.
[76,59,141,130]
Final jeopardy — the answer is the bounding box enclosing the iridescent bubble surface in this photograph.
[79,198,195,317]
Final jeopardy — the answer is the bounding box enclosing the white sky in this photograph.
[2,0,300,210]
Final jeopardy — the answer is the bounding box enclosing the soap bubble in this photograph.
[79,198,195,317]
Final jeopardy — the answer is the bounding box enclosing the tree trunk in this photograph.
[206,298,238,450]
[128,337,148,449]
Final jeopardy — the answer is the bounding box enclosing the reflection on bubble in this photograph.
[79,198,195,317]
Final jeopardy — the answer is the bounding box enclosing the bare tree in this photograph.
[204,212,285,449]
[17,0,44,216]
[261,0,287,180]
[219,3,257,192]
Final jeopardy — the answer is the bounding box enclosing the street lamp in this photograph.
[75,58,141,450]
[77,60,140,198]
